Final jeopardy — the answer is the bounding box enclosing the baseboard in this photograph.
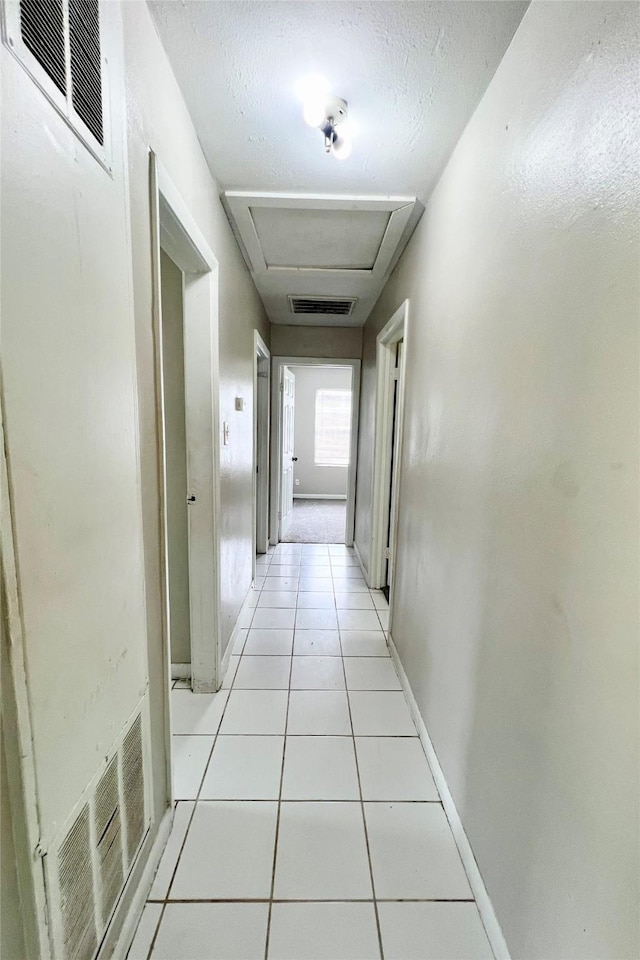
[219,583,254,687]
[293,494,348,500]
[352,540,370,586]
[387,633,511,960]
[170,663,191,680]
[219,624,234,687]
[103,806,174,960]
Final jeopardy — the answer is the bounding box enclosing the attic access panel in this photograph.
[250,207,391,270]
[222,192,422,326]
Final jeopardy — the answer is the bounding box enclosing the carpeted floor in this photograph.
[281,499,347,543]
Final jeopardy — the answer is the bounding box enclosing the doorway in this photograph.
[270,358,360,545]
[369,300,409,604]
[253,331,271,570]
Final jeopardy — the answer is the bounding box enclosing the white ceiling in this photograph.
[148,1,529,324]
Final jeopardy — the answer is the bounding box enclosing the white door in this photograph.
[386,340,404,592]
[280,366,296,537]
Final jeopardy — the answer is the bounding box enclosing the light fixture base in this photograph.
[323,96,348,125]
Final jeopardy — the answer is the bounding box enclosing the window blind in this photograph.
[315,389,352,467]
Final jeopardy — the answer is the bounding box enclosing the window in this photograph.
[315,389,352,467]
[5,0,108,164]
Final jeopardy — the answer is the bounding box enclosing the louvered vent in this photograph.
[122,714,145,864]
[289,296,357,317]
[9,0,106,156]
[69,0,103,144]
[19,0,66,96]
[94,758,123,926]
[58,805,97,960]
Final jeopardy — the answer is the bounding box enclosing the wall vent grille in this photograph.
[122,714,145,865]
[4,0,108,166]
[19,0,66,95]
[69,0,104,145]
[288,296,357,317]
[94,758,123,927]
[58,804,97,960]
[51,709,149,960]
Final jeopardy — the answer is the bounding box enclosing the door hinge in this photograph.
[384,547,390,559]
[391,369,400,381]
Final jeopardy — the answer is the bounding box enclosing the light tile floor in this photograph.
[129,543,493,960]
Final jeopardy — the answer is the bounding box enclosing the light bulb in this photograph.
[303,97,327,128]
[295,73,330,103]
[332,131,352,160]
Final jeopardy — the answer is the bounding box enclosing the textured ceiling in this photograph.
[148,1,529,325]
[148,1,529,198]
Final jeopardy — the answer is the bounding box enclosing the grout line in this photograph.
[263,631,294,960]
[147,670,237,960]
[336,593,385,960]
[147,896,475,905]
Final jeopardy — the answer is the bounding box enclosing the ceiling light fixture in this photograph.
[298,77,353,160]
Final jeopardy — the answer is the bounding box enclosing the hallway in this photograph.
[128,543,491,960]
[280,500,347,544]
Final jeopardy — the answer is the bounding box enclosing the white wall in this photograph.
[1,721,26,960]
[289,366,351,497]
[160,251,191,666]
[1,0,270,950]
[124,0,271,676]
[272,324,362,359]
[355,3,639,957]
[1,1,148,849]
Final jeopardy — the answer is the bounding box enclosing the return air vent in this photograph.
[122,714,145,865]
[4,0,109,166]
[58,804,97,960]
[94,758,123,927]
[19,0,66,95]
[69,0,104,145]
[289,296,357,317]
[50,706,149,960]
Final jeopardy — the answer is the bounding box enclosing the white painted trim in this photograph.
[293,494,347,500]
[0,395,51,959]
[352,539,369,583]
[150,153,222,699]
[270,357,360,547]
[387,633,510,960]
[369,300,409,592]
[170,663,191,680]
[106,808,174,960]
[253,330,271,576]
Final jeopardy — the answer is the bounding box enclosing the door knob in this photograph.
[187,496,196,503]
[291,457,298,462]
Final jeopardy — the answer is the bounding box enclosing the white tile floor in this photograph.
[129,543,493,960]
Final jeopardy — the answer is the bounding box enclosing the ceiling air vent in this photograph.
[288,296,357,317]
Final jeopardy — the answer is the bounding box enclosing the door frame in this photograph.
[369,300,409,593]
[150,152,222,707]
[270,356,361,546]
[253,330,271,571]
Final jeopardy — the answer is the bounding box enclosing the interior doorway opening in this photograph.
[271,358,361,546]
[253,331,271,574]
[369,300,409,607]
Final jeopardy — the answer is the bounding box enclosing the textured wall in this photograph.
[1,2,148,841]
[272,324,362,359]
[355,3,639,957]
[124,0,270,686]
